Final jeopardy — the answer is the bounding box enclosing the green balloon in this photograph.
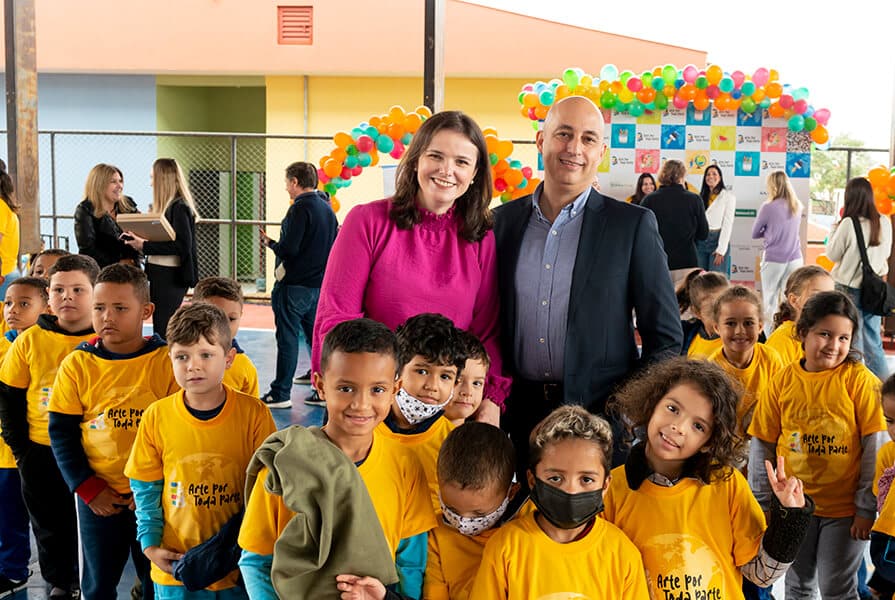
[663,65,677,81]
[740,98,756,113]
[654,93,668,110]
[562,68,579,90]
[695,76,708,89]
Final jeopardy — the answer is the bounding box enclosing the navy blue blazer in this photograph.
[494,189,682,413]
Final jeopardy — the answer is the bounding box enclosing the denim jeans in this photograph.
[837,284,889,380]
[696,230,731,278]
[268,282,319,401]
[77,499,153,600]
[0,467,29,581]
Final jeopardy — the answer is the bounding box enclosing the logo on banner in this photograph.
[736,130,762,150]
[662,107,687,123]
[635,127,661,148]
[711,154,736,172]
[686,127,711,149]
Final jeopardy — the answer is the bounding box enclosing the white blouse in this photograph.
[705,188,736,256]
[826,216,892,288]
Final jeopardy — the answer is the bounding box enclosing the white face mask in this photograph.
[439,492,510,537]
[395,388,450,425]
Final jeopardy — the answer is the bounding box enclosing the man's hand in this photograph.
[144,546,183,574]
[88,486,128,517]
[335,574,386,600]
[474,398,500,427]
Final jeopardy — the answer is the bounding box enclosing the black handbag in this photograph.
[852,217,895,316]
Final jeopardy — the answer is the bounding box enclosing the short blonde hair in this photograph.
[529,406,612,472]
[658,159,687,186]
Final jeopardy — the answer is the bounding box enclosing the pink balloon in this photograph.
[627,77,643,92]
[673,94,688,109]
[682,64,699,84]
[317,168,330,184]
[340,166,352,180]
[793,99,808,115]
[814,108,831,126]
[778,94,794,109]
[356,135,374,152]
[522,84,534,92]
[389,141,405,159]
[731,70,746,88]
[351,165,362,176]
[706,85,720,99]
[522,166,533,178]
[752,68,769,86]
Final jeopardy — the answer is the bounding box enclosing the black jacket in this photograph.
[269,191,338,288]
[142,198,198,288]
[73,197,141,268]
[494,189,682,413]
[640,185,709,271]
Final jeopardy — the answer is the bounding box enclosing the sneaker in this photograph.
[260,393,292,409]
[0,575,28,599]
[303,390,326,407]
[293,370,312,385]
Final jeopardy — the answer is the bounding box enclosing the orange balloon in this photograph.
[482,127,498,137]
[706,65,723,86]
[751,88,766,102]
[333,131,353,149]
[886,174,895,197]
[496,140,514,160]
[765,82,783,98]
[403,113,422,134]
[868,166,890,187]
[534,105,549,120]
[505,169,524,187]
[388,105,405,123]
[637,88,656,104]
[330,196,341,213]
[715,95,730,111]
[331,148,347,162]
[610,81,623,94]
[369,149,380,167]
[875,195,893,216]
[369,116,382,129]
[768,103,785,118]
[484,135,499,154]
[693,95,710,111]
[810,126,829,144]
[680,84,698,101]
[520,105,532,119]
[387,122,405,139]
[494,159,509,175]
[815,254,834,271]
[522,93,538,108]
[323,159,341,179]
[769,69,780,82]
[415,105,433,118]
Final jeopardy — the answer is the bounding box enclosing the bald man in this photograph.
[493,97,682,474]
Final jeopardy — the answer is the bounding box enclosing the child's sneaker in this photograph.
[0,575,28,599]
[303,390,326,407]
[260,392,292,409]
[292,370,312,385]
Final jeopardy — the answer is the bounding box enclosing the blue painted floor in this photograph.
[17,327,320,599]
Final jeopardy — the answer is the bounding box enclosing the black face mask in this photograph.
[530,477,603,529]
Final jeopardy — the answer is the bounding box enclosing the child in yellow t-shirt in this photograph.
[444,330,488,427]
[677,270,729,357]
[48,264,179,599]
[192,277,259,397]
[708,286,784,436]
[0,254,99,597]
[125,303,276,598]
[765,265,834,366]
[749,291,883,597]
[0,276,48,592]
[238,318,436,599]
[375,313,464,511]
[869,375,895,598]
[422,422,519,600]
[28,248,69,279]
[469,406,648,599]
[607,357,813,600]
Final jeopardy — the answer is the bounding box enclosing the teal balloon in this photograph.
[518,178,528,189]
[510,159,522,169]
[401,133,413,145]
[344,155,358,168]
[562,68,579,90]
[539,90,555,105]
[351,127,365,139]
[741,81,755,96]
[364,125,379,139]
[792,87,809,101]
[760,98,772,108]
[629,101,645,117]
[788,114,805,132]
[662,64,677,81]
[376,136,394,153]
[718,77,734,93]
[651,76,665,91]
[600,64,619,81]
[357,153,372,167]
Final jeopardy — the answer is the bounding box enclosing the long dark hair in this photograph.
[632,173,656,204]
[0,159,18,212]
[699,165,725,209]
[390,111,493,243]
[795,290,862,365]
[842,177,881,247]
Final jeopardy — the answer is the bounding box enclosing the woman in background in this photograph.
[696,165,736,277]
[625,172,656,205]
[74,163,140,268]
[122,158,199,337]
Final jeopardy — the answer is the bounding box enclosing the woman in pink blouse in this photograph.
[312,111,509,422]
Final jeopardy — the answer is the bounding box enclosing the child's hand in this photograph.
[335,574,386,600]
[144,546,183,574]
[851,515,874,541]
[765,457,805,508]
[88,487,128,517]
[474,398,500,427]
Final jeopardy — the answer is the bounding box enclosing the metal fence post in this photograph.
[50,130,58,245]
[230,134,238,279]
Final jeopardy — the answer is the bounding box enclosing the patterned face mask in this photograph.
[439,492,510,537]
[395,388,450,425]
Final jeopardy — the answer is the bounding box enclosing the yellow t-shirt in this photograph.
[239,428,435,559]
[125,387,276,589]
[708,343,784,436]
[604,466,765,600]
[49,341,179,494]
[425,517,499,600]
[873,441,895,537]
[748,360,885,517]
[470,511,649,599]
[0,334,15,468]
[0,200,20,276]
[375,416,454,512]
[0,318,95,445]
[223,349,259,398]
[765,320,801,366]
[687,333,723,359]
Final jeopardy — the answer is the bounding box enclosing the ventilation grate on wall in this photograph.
[278,6,312,45]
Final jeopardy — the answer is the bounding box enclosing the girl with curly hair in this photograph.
[605,357,812,600]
